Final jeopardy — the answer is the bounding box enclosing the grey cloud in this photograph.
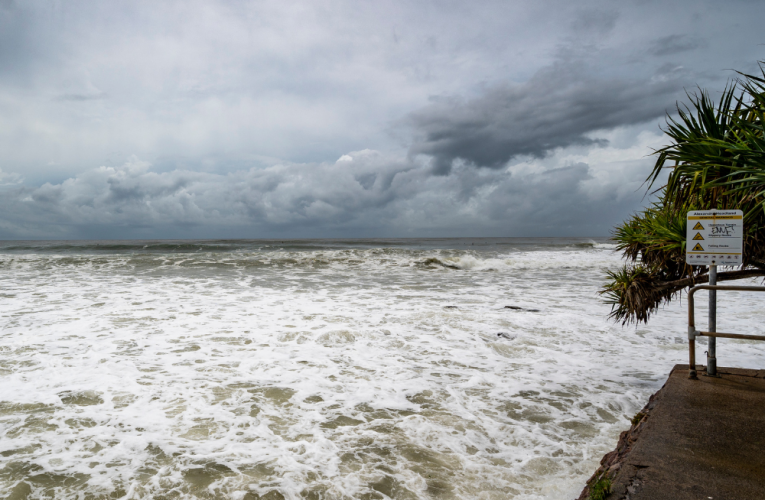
[0,153,646,239]
[407,62,686,175]
[649,35,705,57]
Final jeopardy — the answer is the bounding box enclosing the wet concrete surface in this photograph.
[599,364,765,500]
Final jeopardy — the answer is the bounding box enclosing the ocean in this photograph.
[1,238,763,499]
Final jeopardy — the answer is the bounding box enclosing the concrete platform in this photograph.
[580,365,765,500]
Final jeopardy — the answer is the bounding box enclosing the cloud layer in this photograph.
[0,0,763,238]
[0,126,663,239]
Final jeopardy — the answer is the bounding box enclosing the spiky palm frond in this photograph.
[602,265,676,324]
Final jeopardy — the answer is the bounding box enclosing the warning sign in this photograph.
[686,209,743,265]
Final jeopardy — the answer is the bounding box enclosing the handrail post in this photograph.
[689,286,697,379]
[707,265,718,376]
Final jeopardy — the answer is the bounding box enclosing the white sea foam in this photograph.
[1,239,763,499]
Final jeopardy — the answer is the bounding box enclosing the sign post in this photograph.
[686,209,743,376]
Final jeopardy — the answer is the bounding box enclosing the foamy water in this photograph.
[1,238,763,500]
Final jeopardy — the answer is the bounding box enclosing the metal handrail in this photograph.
[688,284,765,379]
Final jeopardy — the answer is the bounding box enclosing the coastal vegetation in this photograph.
[602,63,765,324]
[588,475,612,500]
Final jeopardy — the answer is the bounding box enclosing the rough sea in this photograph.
[1,238,764,500]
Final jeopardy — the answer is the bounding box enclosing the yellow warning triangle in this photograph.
[692,243,704,251]
[693,232,704,240]
[693,222,705,230]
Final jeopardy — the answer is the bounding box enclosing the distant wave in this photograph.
[0,237,616,255]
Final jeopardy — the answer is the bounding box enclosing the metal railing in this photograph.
[688,284,765,379]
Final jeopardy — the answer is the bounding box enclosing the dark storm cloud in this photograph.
[649,35,705,57]
[407,62,686,174]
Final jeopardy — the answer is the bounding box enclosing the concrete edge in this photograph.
[575,364,765,500]
[574,375,667,500]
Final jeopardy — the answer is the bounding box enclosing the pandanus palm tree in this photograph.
[602,63,765,324]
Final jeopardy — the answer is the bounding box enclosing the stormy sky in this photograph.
[0,0,762,239]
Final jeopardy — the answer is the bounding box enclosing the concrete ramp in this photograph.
[579,365,765,500]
